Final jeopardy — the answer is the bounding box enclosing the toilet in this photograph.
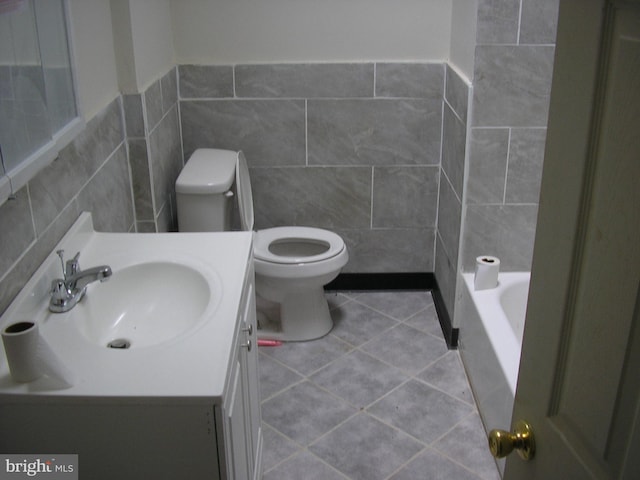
[176,148,349,341]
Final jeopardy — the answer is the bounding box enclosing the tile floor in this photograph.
[258,290,501,480]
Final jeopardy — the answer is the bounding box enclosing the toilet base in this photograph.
[255,287,333,342]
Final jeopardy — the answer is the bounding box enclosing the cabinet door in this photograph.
[225,355,250,480]
[240,281,261,475]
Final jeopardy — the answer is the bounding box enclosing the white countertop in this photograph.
[0,213,253,404]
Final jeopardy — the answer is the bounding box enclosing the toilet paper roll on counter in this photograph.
[1,321,75,387]
[474,256,500,290]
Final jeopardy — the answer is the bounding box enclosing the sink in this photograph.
[73,262,211,349]
[0,212,253,397]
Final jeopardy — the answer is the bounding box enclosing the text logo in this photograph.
[0,455,77,479]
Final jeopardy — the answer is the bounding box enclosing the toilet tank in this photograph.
[175,149,238,232]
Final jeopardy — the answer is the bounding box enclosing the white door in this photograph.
[495,0,640,478]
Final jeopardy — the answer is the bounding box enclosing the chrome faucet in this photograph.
[49,250,112,313]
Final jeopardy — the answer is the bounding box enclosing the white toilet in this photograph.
[176,148,349,341]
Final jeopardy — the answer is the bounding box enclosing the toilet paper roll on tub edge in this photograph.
[1,321,75,387]
[474,255,500,290]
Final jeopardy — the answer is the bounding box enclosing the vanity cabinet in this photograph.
[220,262,262,480]
[0,225,262,480]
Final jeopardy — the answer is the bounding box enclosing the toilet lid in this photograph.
[254,226,345,264]
[236,151,254,231]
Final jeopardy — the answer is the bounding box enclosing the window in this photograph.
[0,0,83,204]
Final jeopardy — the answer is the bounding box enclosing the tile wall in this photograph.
[0,97,134,313]
[435,66,470,317]
[460,0,558,274]
[179,63,444,273]
[124,67,183,232]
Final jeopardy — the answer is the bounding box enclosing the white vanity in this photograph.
[0,214,262,480]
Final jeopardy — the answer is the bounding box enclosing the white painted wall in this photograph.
[449,0,477,79]
[68,0,120,119]
[129,0,174,90]
[67,0,464,118]
[170,0,452,64]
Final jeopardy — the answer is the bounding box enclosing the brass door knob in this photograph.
[488,420,535,460]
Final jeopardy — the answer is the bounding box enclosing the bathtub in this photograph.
[459,272,530,453]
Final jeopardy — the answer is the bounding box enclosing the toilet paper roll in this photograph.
[474,256,500,290]
[2,321,75,387]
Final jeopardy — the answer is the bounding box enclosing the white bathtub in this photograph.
[459,272,530,448]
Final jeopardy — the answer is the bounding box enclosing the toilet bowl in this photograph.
[175,148,349,341]
[253,227,348,341]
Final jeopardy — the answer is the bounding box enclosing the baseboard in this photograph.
[324,272,435,290]
[325,273,458,349]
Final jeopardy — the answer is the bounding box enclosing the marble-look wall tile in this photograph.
[436,173,462,266]
[30,98,124,235]
[161,68,178,112]
[372,166,439,228]
[339,228,435,273]
[0,202,79,315]
[462,204,538,271]
[375,63,443,99]
[128,138,153,220]
[179,65,234,98]
[476,0,520,44]
[505,128,546,203]
[308,99,441,166]
[180,99,306,166]
[441,105,466,198]
[0,66,11,99]
[445,65,469,124]
[466,128,509,205]
[77,144,134,233]
[520,0,560,44]
[250,166,371,230]
[156,199,174,233]
[148,105,182,230]
[473,45,555,127]
[123,94,144,137]
[0,188,35,276]
[136,221,156,233]
[144,79,164,131]
[236,64,373,98]
[435,235,456,317]
[1,97,133,313]
[178,62,447,273]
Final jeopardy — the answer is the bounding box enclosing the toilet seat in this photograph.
[254,226,345,265]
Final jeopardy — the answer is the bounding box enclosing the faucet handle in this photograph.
[56,250,81,278]
[66,251,81,277]
[50,279,69,302]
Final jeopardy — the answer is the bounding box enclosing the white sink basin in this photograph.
[74,262,211,349]
[0,212,253,398]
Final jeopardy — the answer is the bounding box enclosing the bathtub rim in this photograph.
[462,272,530,396]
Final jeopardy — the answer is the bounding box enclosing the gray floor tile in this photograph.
[389,447,484,480]
[309,413,424,480]
[258,352,304,400]
[261,424,301,472]
[262,381,357,446]
[432,412,502,480]
[368,379,474,444]
[417,351,475,405]
[361,323,448,375]
[259,290,500,480]
[310,350,409,408]
[352,291,434,321]
[263,451,349,480]
[326,292,354,310]
[405,301,441,336]
[329,299,399,346]
[261,333,353,376]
